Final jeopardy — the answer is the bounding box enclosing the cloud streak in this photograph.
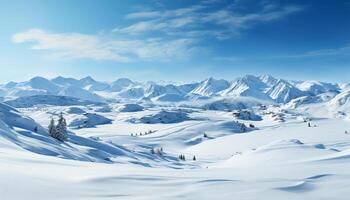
[13,29,198,62]
[12,1,305,63]
[279,45,350,58]
[116,2,304,38]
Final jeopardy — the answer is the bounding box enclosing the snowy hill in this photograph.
[0,102,134,162]
[0,75,350,200]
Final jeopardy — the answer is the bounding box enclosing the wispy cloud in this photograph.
[13,29,199,62]
[279,45,350,58]
[203,5,303,29]
[125,11,161,19]
[12,1,305,63]
[116,2,304,39]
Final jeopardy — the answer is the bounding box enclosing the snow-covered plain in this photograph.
[1,75,350,199]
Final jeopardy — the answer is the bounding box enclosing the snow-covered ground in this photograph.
[1,75,350,199]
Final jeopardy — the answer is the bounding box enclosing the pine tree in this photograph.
[55,113,68,141]
[48,118,56,138]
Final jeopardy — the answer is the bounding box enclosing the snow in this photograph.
[118,103,144,112]
[65,107,86,114]
[0,75,350,199]
[153,93,187,102]
[109,78,134,92]
[202,97,264,111]
[191,77,230,96]
[69,113,113,128]
[0,74,346,105]
[4,95,103,108]
[267,79,306,103]
[59,85,105,102]
[296,81,340,95]
[128,110,191,124]
[220,75,272,100]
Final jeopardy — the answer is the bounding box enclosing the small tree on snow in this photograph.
[56,113,68,141]
[203,132,208,138]
[48,118,56,138]
[48,113,67,142]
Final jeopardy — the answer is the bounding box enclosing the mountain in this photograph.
[118,86,145,99]
[22,76,60,94]
[259,74,279,87]
[145,83,183,98]
[79,76,96,87]
[176,82,199,93]
[110,78,134,92]
[51,76,82,87]
[5,95,104,108]
[266,80,306,103]
[296,81,340,95]
[1,76,106,103]
[329,90,350,107]
[221,75,271,100]
[0,75,348,105]
[59,85,105,102]
[191,77,230,96]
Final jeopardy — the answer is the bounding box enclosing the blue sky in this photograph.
[0,0,349,83]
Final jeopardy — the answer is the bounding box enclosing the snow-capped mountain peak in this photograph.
[191,77,230,96]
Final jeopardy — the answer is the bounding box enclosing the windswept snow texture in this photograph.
[69,113,112,128]
[118,103,144,112]
[129,110,191,124]
[0,74,350,200]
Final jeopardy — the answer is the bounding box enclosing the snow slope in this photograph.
[0,75,350,199]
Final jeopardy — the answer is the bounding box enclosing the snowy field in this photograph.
[0,75,350,199]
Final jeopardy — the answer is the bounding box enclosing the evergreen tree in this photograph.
[203,132,208,138]
[55,113,68,141]
[48,118,56,138]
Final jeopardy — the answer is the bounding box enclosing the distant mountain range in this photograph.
[0,75,348,107]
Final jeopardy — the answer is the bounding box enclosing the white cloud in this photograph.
[278,45,350,58]
[305,46,350,57]
[203,5,303,30]
[115,20,167,34]
[125,11,161,19]
[13,29,198,62]
[117,3,304,38]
